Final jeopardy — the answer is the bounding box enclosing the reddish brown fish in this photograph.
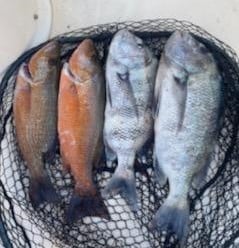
[58,39,108,222]
[13,41,60,208]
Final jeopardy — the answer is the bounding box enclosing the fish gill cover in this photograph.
[0,19,239,248]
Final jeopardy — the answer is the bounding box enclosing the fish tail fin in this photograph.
[150,198,189,247]
[66,190,110,224]
[29,175,59,208]
[102,173,139,212]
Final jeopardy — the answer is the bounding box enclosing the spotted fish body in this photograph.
[103,29,158,211]
[151,31,222,246]
[13,41,60,208]
[58,39,109,222]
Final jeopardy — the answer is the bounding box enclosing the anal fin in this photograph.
[44,135,58,164]
[60,148,71,173]
[93,138,104,168]
[104,138,117,167]
[192,163,209,189]
[153,149,167,186]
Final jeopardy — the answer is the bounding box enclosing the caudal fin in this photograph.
[150,200,189,247]
[102,174,139,212]
[29,175,59,208]
[66,191,110,224]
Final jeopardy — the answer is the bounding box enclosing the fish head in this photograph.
[109,29,152,68]
[69,39,100,82]
[164,30,213,73]
[28,41,60,83]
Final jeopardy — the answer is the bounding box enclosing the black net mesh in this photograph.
[0,19,239,248]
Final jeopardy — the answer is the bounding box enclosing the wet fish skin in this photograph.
[13,41,60,208]
[151,31,222,246]
[103,29,158,211]
[58,39,109,223]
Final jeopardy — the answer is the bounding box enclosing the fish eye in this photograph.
[173,74,187,85]
[48,58,58,66]
[174,76,182,84]
[137,43,144,49]
[117,72,129,82]
[91,54,98,61]
[199,45,208,54]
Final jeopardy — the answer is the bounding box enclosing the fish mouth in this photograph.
[116,55,141,59]
[114,55,152,66]
[43,41,59,53]
[74,39,96,58]
[31,41,59,61]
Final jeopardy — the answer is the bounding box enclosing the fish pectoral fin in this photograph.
[153,82,162,119]
[106,81,113,107]
[66,191,110,224]
[172,71,188,132]
[116,71,139,118]
[102,173,139,212]
[152,95,160,119]
[153,150,167,186]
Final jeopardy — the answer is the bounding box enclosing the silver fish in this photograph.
[151,30,222,246]
[102,29,158,211]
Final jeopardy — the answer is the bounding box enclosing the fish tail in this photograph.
[66,190,110,224]
[150,198,189,247]
[102,173,139,212]
[29,174,59,208]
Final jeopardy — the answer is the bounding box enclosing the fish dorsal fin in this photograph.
[116,71,139,118]
[171,67,189,132]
